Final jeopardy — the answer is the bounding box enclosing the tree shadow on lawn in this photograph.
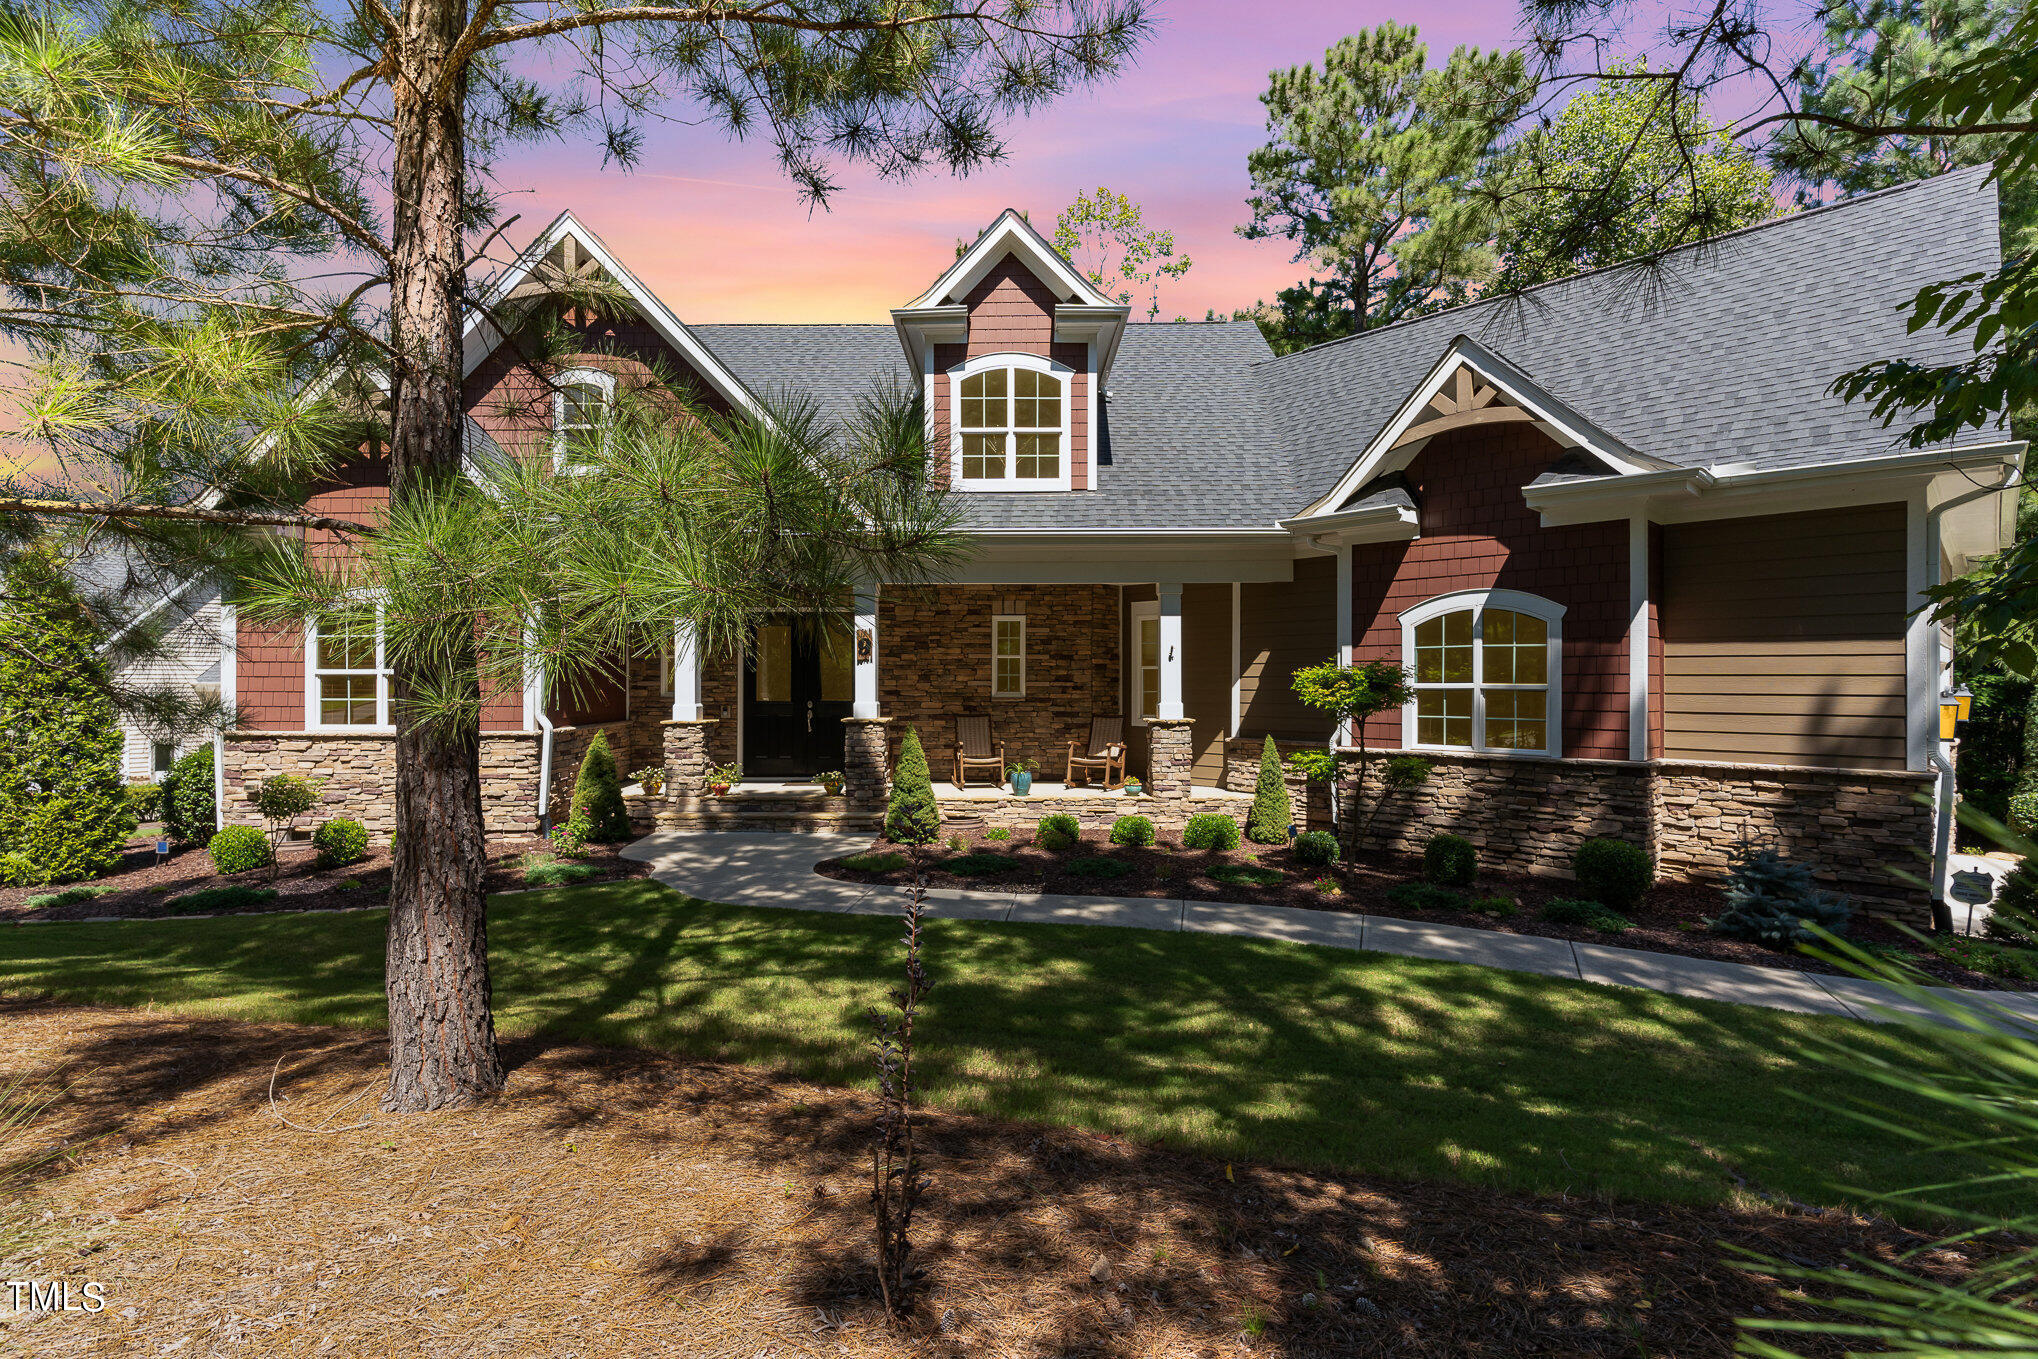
[0,879,1973,1218]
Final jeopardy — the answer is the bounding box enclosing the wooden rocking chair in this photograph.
[953,715,1006,789]
[1065,716,1127,789]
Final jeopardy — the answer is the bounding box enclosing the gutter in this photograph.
[536,707,556,834]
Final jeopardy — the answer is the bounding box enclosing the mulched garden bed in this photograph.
[818,826,2029,992]
[0,834,648,923]
[3,997,2014,1358]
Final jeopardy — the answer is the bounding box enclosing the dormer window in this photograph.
[552,368,614,473]
[951,353,1070,491]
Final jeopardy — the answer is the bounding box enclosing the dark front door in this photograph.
[743,615,855,779]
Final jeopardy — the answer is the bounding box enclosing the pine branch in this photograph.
[0,498,377,536]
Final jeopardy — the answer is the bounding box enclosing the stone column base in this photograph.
[661,719,718,800]
[1146,718,1196,799]
[843,717,894,810]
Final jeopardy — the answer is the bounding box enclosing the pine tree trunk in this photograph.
[380,0,504,1112]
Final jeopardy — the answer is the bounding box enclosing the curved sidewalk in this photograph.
[622,831,2038,1032]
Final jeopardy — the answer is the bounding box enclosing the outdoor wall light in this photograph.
[1939,685,1975,741]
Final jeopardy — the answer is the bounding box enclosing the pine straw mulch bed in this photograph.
[816,829,2018,992]
[0,837,649,923]
[0,998,1997,1359]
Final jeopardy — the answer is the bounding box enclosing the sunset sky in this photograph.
[489,0,1539,323]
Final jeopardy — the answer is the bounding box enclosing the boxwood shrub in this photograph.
[1181,812,1241,852]
[1291,830,1340,866]
[207,824,274,875]
[312,817,369,869]
[1423,833,1477,886]
[1572,837,1654,910]
[1108,814,1156,847]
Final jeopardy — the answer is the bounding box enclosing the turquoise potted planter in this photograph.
[1009,762,1036,796]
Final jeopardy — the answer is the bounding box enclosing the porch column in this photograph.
[670,620,701,722]
[852,581,880,719]
[1156,582,1184,721]
[1334,543,1354,746]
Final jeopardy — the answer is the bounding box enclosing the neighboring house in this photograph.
[72,551,226,782]
[214,166,2023,917]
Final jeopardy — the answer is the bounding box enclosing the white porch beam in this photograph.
[1156,582,1184,721]
[1334,544,1354,744]
[853,582,881,720]
[1627,516,1649,761]
[670,620,702,722]
[1905,489,1938,771]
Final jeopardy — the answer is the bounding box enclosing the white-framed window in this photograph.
[1398,589,1564,758]
[949,352,1072,491]
[151,741,176,779]
[1129,600,1159,725]
[552,367,615,473]
[306,605,391,731]
[992,614,1026,698]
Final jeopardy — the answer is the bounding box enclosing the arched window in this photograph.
[951,353,1069,490]
[552,368,615,472]
[1398,590,1564,757]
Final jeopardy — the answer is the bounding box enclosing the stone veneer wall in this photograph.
[1223,737,1333,830]
[878,584,1121,779]
[222,731,544,838]
[935,792,1247,837]
[1333,750,1933,919]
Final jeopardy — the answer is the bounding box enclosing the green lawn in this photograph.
[0,881,1967,1213]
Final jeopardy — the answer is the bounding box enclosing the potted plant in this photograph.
[1008,758,1038,796]
[1121,776,1143,796]
[704,762,742,797]
[816,770,845,796]
[628,766,665,796]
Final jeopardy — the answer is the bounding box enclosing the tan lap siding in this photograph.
[1659,503,1908,770]
[1237,556,1337,743]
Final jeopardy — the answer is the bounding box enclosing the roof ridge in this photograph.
[1256,163,1997,367]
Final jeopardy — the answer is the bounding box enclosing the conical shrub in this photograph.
[571,731,631,842]
[885,727,940,845]
[1245,734,1292,845]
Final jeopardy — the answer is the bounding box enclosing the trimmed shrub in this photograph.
[2009,791,2038,838]
[161,745,217,847]
[571,732,631,842]
[1245,735,1292,844]
[1572,838,1654,910]
[208,824,274,875]
[1981,861,2037,946]
[1542,897,1632,933]
[1388,881,1468,913]
[885,727,941,845]
[1035,813,1081,852]
[946,852,1021,876]
[1210,863,1283,888]
[163,885,278,914]
[1182,812,1241,852]
[312,818,369,869]
[1706,846,1852,950]
[126,783,164,823]
[1109,814,1157,847]
[1423,833,1477,887]
[983,826,1012,841]
[1291,830,1340,866]
[1066,855,1132,879]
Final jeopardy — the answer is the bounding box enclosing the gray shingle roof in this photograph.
[681,168,2005,530]
[1258,164,2006,498]
[692,319,1290,530]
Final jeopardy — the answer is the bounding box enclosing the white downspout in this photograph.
[524,633,556,834]
[1922,463,2021,933]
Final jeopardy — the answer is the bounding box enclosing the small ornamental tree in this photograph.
[251,774,322,851]
[1292,657,1416,820]
[571,733,631,843]
[886,728,941,846]
[0,549,135,884]
[1246,735,1292,844]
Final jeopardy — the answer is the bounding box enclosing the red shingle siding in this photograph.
[1349,425,1630,759]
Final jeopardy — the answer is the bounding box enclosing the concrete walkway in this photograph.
[623,831,2038,1032]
